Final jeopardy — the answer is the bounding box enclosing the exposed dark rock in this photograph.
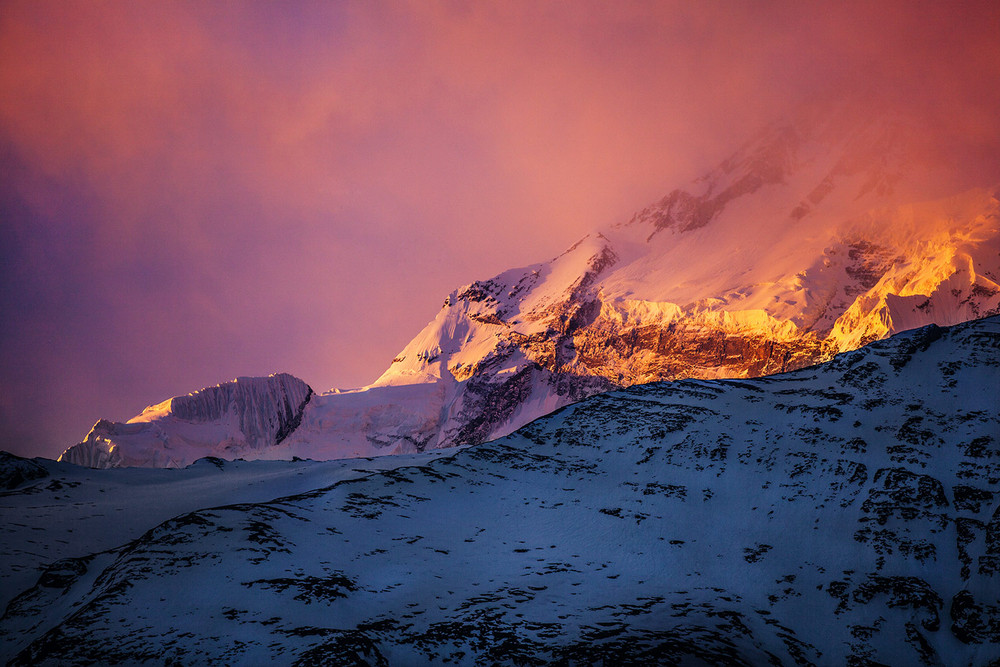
[852,576,942,632]
[954,485,994,513]
[950,590,1000,644]
[860,468,949,525]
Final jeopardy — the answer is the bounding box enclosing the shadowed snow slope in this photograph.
[5,316,999,665]
[0,449,458,614]
[61,100,1000,466]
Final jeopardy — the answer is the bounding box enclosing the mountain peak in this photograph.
[57,105,1000,467]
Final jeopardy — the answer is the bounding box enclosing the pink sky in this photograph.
[2,1,999,459]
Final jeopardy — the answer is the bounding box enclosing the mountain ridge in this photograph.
[60,102,1000,467]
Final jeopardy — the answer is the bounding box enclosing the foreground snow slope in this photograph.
[8,316,999,665]
[60,99,1000,467]
[0,449,457,613]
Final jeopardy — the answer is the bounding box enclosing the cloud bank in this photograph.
[2,0,998,457]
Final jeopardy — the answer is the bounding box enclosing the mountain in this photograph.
[59,100,1000,467]
[60,374,312,468]
[5,316,998,664]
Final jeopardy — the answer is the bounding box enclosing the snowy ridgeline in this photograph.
[2,316,998,665]
[59,373,313,468]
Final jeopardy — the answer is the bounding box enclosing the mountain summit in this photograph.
[60,102,1000,467]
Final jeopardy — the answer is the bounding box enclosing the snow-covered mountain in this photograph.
[60,374,312,468]
[60,100,1000,467]
[5,316,998,664]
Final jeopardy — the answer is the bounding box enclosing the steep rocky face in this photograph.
[58,374,312,468]
[5,317,998,665]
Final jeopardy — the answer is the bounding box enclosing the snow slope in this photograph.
[0,449,458,613]
[60,100,1000,467]
[3,316,997,664]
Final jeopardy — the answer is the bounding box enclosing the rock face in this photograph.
[61,100,1000,466]
[59,374,312,468]
[5,317,998,664]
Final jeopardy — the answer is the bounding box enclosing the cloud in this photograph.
[1,0,998,457]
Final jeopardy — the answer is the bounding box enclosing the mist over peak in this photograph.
[2,1,999,458]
